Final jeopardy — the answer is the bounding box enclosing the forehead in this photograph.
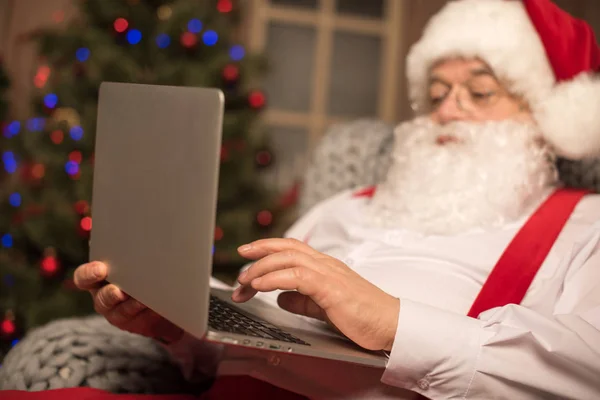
[429,58,494,82]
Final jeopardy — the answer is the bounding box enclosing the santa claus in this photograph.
[69,0,600,399]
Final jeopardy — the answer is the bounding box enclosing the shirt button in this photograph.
[417,378,430,390]
[268,354,281,366]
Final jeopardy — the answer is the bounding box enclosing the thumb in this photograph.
[277,291,326,321]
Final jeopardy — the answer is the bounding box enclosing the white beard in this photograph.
[367,117,559,235]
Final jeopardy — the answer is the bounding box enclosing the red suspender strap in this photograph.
[467,188,590,318]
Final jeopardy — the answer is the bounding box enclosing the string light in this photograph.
[127,29,142,45]
[113,18,128,33]
[256,150,272,166]
[202,30,218,46]
[74,200,89,214]
[70,125,83,141]
[214,226,223,240]
[65,161,79,175]
[1,319,15,336]
[34,65,50,88]
[157,5,172,20]
[229,45,245,61]
[76,48,90,62]
[44,93,58,109]
[257,210,273,226]
[156,33,170,48]
[80,217,92,231]
[3,151,17,174]
[31,163,45,179]
[50,130,64,144]
[217,0,233,13]
[4,121,20,138]
[222,64,239,82]
[69,151,82,163]
[41,256,58,276]
[1,234,13,248]
[181,32,197,48]
[188,19,202,33]
[248,90,266,109]
[11,338,19,347]
[9,193,21,207]
[27,118,45,132]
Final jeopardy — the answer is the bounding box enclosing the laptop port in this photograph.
[242,339,251,345]
[269,344,281,350]
[256,341,264,347]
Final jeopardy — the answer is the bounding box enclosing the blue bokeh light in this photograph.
[76,47,90,62]
[1,233,13,248]
[127,29,142,45]
[3,121,20,138]
[9,193,21,207]
[44,93,58,108]
[188,19,202,33]
[65,161,79,175]
[3,151,17,174]
[202,30,218,46]
[11,339,19,347]
[70,126,84,141]
[27,117,45,132]
[156,33,171,48]
[229,45,245,61]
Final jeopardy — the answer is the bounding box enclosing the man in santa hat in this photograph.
[72,0,600,399]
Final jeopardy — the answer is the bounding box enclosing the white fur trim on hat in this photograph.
[405,0,600,160]
[535,72,600,160]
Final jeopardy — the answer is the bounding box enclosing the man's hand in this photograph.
[233,238,400,352]
[73,261,183,344]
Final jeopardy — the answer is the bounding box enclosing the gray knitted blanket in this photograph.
[0,315,198,394]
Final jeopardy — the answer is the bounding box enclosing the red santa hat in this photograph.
[406,0,600,160]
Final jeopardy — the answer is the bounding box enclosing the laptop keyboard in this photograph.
[208,295,310,346]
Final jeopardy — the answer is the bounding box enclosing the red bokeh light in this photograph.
[114,18,129,33]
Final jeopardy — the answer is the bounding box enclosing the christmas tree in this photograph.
[0,0,293,361]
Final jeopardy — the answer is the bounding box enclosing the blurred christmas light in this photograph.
[52,10,65,23]
[70,125,84,141]
[74,200,89,214]
[157,5,172,20]
[113,18,129,33]
[248,90,266,109]
[3,151,17,174]
[202,30,218,46]
[212,245,216,255]
[41,256,58,277]
[1,234,13,248]
[76,48,90,62]
[80,217,92,231]
[257,210,273,226]
[188,19,202,33]
[229,45,245,61]
[217,0,233,13]
[9,193,21,207]
[11,338,19,347]
[65,161,79,175]
[127,29,142,45]
[27,117,45,132]
[156,33,171,48]
[34,65,51,88]
[222,64,239,82]
[181,32,197,48]
[256,150,272,167]
[1,319,15,336]
[4,121,21,138]
[44,93,58,108]
[50,130,64,144]
[69,150,82,163]
[215,226,223,241]
[31,163,45,179]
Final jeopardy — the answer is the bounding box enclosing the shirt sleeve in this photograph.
[381,224,600,400]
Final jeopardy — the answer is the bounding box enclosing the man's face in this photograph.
[427,58,533,127]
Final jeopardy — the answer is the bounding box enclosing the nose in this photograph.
[431,88,467,125]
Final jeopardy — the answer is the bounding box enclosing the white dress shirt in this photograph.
[167,188,600,399]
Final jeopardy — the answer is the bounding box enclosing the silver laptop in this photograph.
[90,82,387,368]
